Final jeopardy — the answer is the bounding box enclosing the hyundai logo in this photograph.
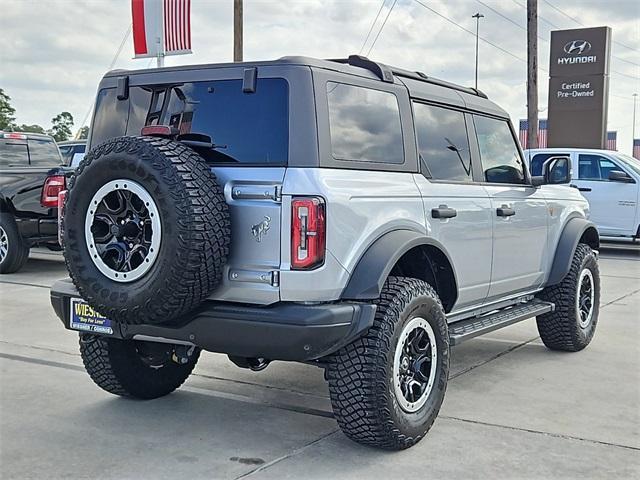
[563,40,592,55]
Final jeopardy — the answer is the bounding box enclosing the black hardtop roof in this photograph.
[104,54,508,117]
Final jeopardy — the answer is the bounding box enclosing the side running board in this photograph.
[449,299,554,346]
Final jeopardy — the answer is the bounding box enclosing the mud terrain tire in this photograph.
[64,136,230,325]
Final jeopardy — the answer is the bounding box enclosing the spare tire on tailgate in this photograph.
[64,136,231,325]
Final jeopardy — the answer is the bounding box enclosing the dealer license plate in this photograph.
[69,298,113,335]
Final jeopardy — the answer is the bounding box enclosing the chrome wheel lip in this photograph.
[393,316,438,413]
[84,179,161,283]
[0,226,8,264]
[577,268,595,329]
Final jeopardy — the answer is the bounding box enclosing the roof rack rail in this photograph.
[326,55,487,98]
[327,55,395,83]
[398,70,487,98]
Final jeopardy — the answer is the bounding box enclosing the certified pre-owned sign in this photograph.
[558,39,596,65]
[547,26,611,149]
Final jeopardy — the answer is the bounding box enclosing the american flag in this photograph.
[132,0,191,58]
[164,0,191,54]
[633,139,640,160]
[518,119,548,148]
[606,131,617,151]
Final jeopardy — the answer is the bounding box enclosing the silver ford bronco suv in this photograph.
[50,55,600,450]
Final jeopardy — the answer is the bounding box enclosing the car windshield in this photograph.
[613,153,640,177]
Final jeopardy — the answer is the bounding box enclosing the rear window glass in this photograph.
[413,103,472,182]
[28,138,62,167]
[93,78,289,165]
[0,140,29,167]
[327,82,404,164]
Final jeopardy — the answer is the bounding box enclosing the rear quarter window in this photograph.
[326,82,404,164]
[0,139,29,168]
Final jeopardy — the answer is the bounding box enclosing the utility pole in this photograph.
[234,0,243,62]
[472,13,484,90]
[526,0,538,149]
[633,93,638,141]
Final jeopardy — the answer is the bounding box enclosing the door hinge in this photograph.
[231,185,282,202]
[229,269,280,286]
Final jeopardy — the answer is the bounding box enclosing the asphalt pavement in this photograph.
[1,244,638,479]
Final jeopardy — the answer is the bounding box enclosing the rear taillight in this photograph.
[291,197,326,270]
[57,189,67,246]
[41,175,66,208]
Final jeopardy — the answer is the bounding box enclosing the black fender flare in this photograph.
[341,229,457,300]
[547,217,599,286]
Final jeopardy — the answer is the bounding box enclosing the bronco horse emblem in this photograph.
[251,216,271,242]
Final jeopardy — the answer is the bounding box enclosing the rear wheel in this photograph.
[536,243,600,351]
[326,277,449,450]
[0,213,29,274]
[79,334,200,399]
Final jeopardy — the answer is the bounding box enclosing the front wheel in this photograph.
[536,243,600,352]
[326,277,449,450]
[79,334,200,399]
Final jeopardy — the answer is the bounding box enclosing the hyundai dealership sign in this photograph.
[547,27,611,149]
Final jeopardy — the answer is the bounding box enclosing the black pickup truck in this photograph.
[0,131,68,273]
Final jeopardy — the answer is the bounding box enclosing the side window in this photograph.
[599,158,620,180]
[530,153,570,176]
[28,138,62,167]
[474,115,526,184]
[413,102,472,182]
[0,139,29,168]
[327,82,404,164]
[578,154,624,181]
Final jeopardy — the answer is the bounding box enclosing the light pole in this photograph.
[472,12,484,90]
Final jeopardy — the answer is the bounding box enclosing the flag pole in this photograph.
[157,36,164,68]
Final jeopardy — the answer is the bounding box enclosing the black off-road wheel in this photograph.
[63,136,231,325]
[536,243,600,352]
[326,277,449,450]
[0,213,30,274]
[79,334,200,399]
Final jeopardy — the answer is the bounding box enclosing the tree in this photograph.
[0,88,16,131]
[77,126,89,139]
[16,124,46,134]
[49,111,74,142]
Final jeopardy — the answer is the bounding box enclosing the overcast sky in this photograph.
[1,0,638,153]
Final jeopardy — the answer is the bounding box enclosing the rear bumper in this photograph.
[50,279,376,362]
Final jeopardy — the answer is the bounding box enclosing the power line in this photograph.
[480,0,640,75]
[78,24,132,131]
[540,0,640,54]
[366,0,398,56]
[359,0,387,55]
[412,0,533,67]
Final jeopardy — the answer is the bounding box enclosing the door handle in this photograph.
[570,184,592,192]
[496,206,515,217]
[431,206,457,219]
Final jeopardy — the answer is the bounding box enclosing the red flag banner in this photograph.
[132,0,191,59]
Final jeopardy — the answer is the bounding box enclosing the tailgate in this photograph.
[208,166,285,304]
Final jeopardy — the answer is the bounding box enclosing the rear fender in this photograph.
[546,217,599,286]
[341,229,457,300]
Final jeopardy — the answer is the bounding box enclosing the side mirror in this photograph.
[608,170,635,183]
[531,156,571,186]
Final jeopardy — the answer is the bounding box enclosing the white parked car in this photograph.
[525,148,640,241]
